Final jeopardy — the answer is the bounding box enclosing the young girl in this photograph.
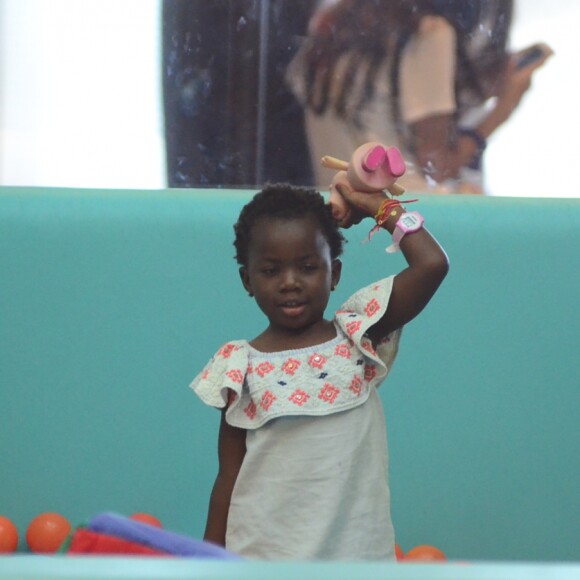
[190,182,448,560]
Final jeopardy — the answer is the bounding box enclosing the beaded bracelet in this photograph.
[367,197,418,241]
[374,199,402,226]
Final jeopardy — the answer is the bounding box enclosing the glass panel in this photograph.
[162,0,315,187]
[0,0,576,196]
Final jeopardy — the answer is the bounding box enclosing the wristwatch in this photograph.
[386,211,424,253]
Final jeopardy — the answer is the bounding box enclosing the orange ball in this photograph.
[0,515,19,553]
[394,543,405,561]
[129,513,163,528]
[26,512,71,553]
[404,544,447,562]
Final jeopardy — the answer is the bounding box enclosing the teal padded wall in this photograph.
[0,187,578,561]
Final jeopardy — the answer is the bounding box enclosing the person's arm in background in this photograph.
[411,46,552,185]
[474,44,554,142]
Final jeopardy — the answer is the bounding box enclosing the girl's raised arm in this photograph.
[336,187,449,342]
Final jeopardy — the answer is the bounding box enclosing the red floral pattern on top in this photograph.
[256,362,274,377]
[244,401,257,420]
[346,320,361,336]
[282,358,301,375]
[361,340,376,356]
[335,343,351,358]
[364,298,381,317]
[261,390,277,410]
[318,383,340,404]
[349,376,363,396]
[308,354,327,369]
[226,369,244,384]
[364,364,377,382]
[218,343,237,358]
[289,389,310,406]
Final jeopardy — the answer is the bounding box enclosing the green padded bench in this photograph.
[1,187,578,564]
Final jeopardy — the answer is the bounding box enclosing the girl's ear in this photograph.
[331,259,342,290]
[239,267,253,297]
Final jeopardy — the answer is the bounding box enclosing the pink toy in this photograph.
[321,142,406,222]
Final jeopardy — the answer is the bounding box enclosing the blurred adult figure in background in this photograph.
[287,0,553,193]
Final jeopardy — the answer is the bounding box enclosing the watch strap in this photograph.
[386,211,424,253]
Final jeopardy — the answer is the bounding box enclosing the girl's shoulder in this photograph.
[189,340,250,409]
[334,276,401,361]
[335,276,395,330]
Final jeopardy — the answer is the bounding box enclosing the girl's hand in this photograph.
[333,185,387,229]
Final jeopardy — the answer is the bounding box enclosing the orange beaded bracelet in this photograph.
[368,197,418,241]
[374,199,402,226]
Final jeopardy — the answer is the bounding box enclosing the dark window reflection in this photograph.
[162,0,315,188]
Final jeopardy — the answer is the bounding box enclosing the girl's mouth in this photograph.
[280,302,306,317]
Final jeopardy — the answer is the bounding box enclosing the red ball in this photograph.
[26,512,71,553]
[394,543,405,561]
[129,513,163,528]
[0,515,19,553]
[404,544,447,562]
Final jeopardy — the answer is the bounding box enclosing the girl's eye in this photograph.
[302,263,318,271]
[260,267,277,276]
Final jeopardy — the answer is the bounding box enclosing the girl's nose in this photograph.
[280,269,300,290]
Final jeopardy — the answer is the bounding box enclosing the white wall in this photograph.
[486,0,580,197]
[0,0,165,189]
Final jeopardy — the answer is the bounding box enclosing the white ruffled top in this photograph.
[190,277,402,429]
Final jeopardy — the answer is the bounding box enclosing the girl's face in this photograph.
[240,215,341,337]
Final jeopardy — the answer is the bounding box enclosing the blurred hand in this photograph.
[495,42,554,123]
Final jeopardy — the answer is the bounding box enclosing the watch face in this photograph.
[400,214,419,228]
[399,212,422,231]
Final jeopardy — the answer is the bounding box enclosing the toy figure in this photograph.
[321,142,406,224]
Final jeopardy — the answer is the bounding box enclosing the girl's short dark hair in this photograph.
[233,183,346,266]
